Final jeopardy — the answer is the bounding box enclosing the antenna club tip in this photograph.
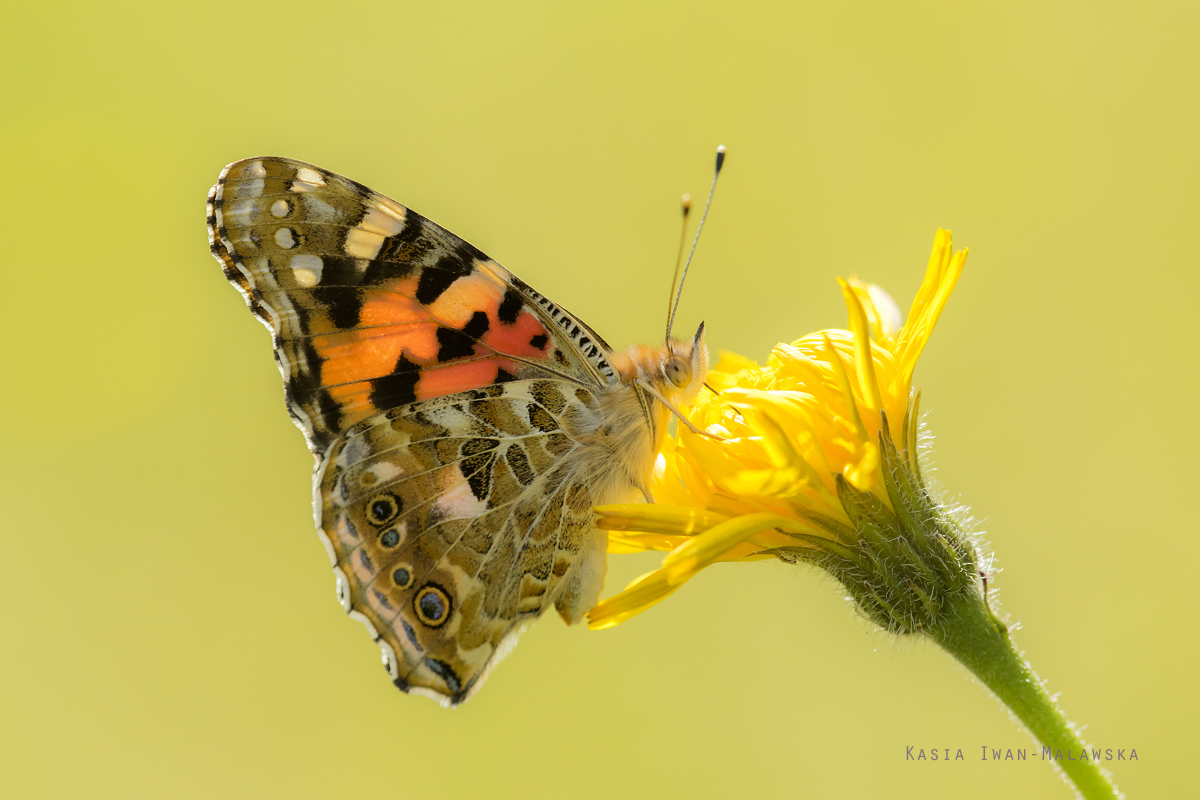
[714,144,726,172]
[681,193,692,212]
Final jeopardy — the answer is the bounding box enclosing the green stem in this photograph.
[928,591,1121,799]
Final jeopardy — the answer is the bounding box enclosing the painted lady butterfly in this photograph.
[206,157,710,705]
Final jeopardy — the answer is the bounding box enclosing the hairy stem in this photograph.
[928,591,1121,799]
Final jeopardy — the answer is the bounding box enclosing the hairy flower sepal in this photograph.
[782,414,984,635]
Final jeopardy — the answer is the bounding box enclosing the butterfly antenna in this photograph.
[666,144,726,341]
[664,194,692,341]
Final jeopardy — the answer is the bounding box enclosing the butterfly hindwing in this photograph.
[206,156,615,454]
[317,380,608,704]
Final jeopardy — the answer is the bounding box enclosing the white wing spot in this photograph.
[380,641,400,679]
[333,567,352,611]
[274,227,296,249]
[344,228,385,259]
[360,206,406,236]
[435,480,489,521]
[270,199,291,218]
[293,167,326,191]
[363,462,404,485]
[343,206,406,259]
[245,160,268,178]
[291,254,324,286]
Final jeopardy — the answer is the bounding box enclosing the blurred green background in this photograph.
[3,1,1195,797]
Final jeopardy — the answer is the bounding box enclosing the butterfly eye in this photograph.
[664,356,691,389]
[365,493,402,527]
[392,566,413,588]
[414,584,453,628]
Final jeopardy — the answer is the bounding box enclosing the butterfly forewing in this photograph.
[206,156,613,454]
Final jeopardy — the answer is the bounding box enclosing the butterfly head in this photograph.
[658,321,710,409]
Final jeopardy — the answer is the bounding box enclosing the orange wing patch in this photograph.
[308,268,553,428]
[414,358,521,401]
[483,313,549,360]
[426,273,500,328]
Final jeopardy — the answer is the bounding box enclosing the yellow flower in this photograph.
[589,229,969,630]
[585,227,1124,800]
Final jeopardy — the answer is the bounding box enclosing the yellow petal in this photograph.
[822,334,869,443]
[710,350,758,390]
[683,434,806,497]
[605,530,697,554]
[820,334,881,492]
[586,569,687,629]
[594,503,728,536]
[588,513,788,630]
[906,229,953,335]
[606,538,660,554]
[661,512,792,573]
[897,231,967,389]
[838,278,884,411]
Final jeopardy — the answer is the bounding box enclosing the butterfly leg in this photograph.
[636,379,729,441]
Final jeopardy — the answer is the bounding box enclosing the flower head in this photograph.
[589,230,972,630]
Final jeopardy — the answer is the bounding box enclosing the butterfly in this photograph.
[206,156,711,705]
